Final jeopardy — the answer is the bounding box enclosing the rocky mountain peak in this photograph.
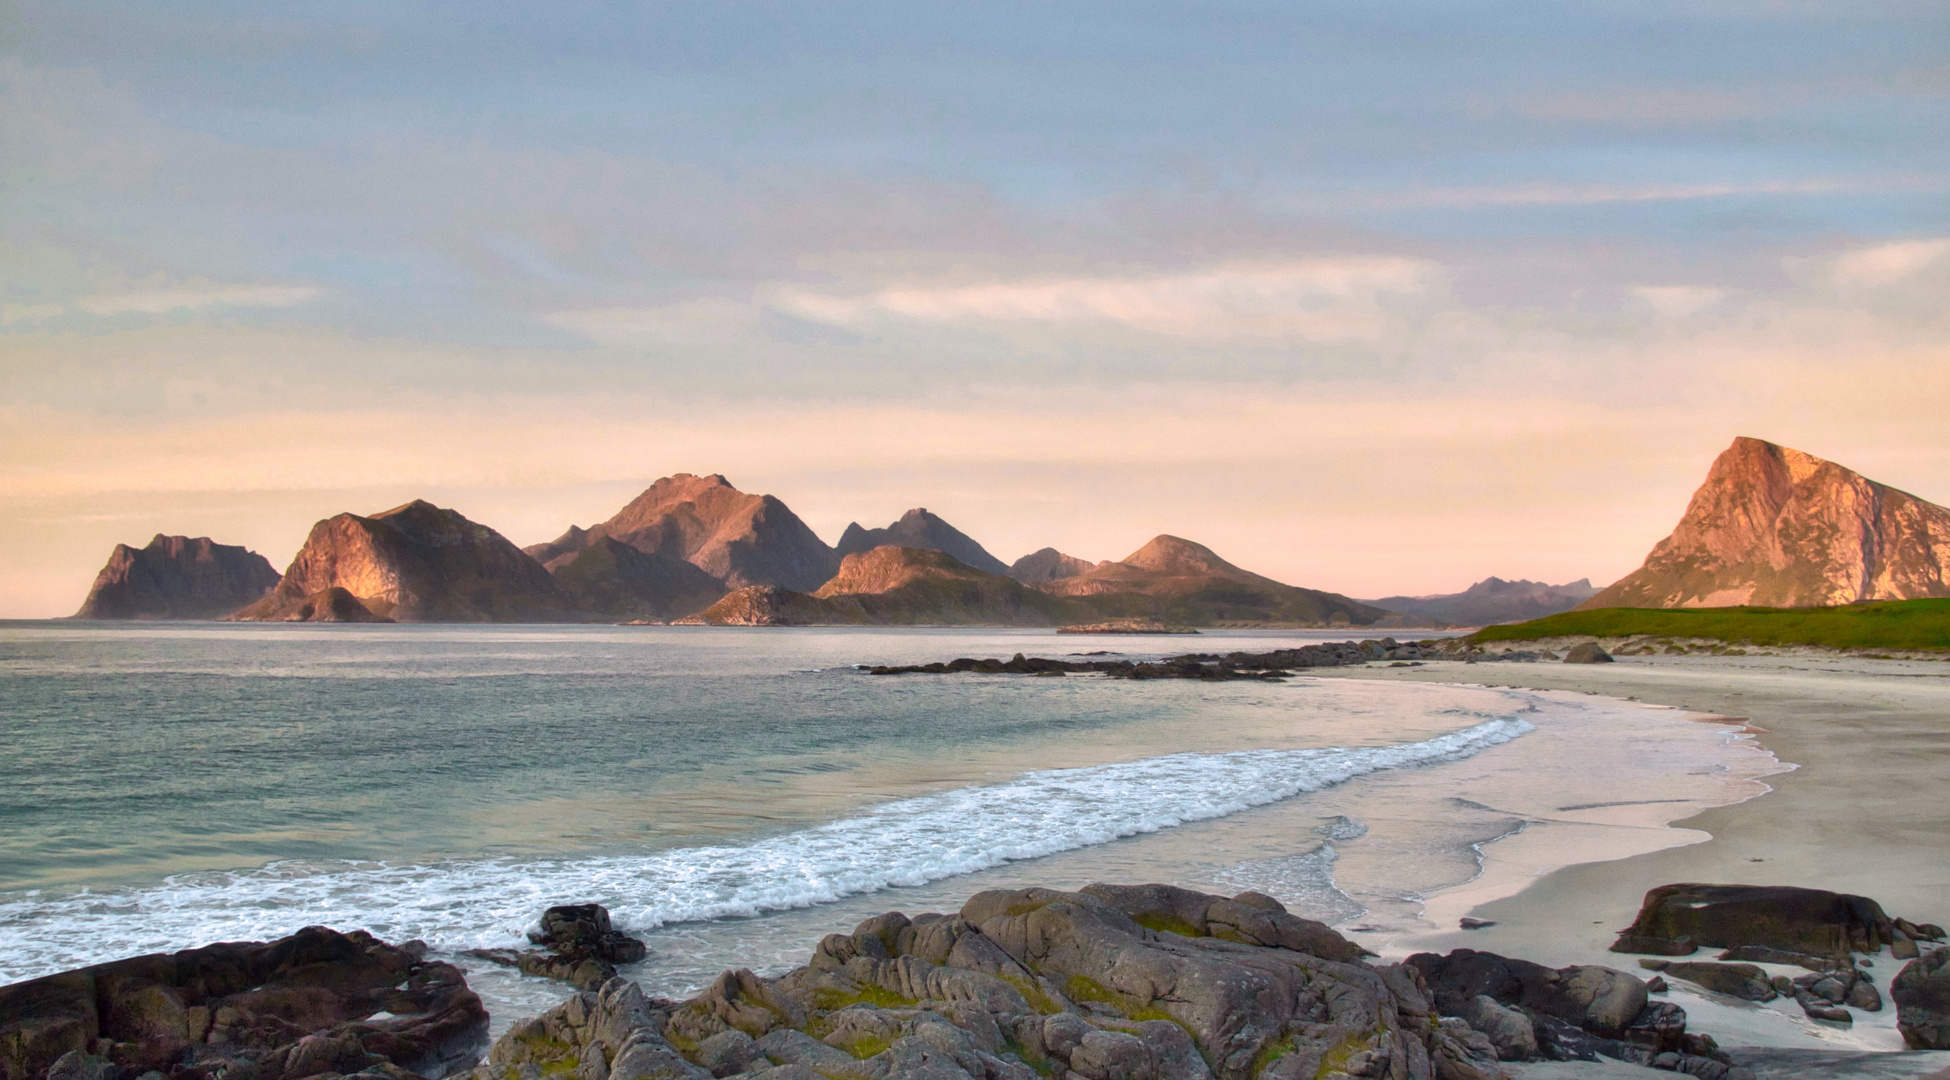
[72,534,282,619]
[1582,436,1950,609]
[1120,534,1236,575]
[832,507,1008,576]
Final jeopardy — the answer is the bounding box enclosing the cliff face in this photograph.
[546,536,728,621]
[1583,437,1950,609]
[1366,577,1598,626]
[72,535,282,619]
[687,546,1084,625]
[833,509,1010,576]
[1038,535,1388,626]
[534,474,838,593]
[233,500,581,622]
[1007,547,1103,583]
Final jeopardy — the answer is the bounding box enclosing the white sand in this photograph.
[1316,651,1950,1075]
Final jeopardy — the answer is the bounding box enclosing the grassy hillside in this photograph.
[1469,598,1950,651]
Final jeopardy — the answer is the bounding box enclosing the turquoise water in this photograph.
[0,622,1770,1028]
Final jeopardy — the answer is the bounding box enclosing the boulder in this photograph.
[1609,884,1897,958]
[1657,963,1777,1002]
[0,926,486,1080]
[469,977,703,1080]
[466,903,649,991]
[1562,643,1614,664]
[1893,948,1950,1049]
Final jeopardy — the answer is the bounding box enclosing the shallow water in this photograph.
[0,623,1775,1035]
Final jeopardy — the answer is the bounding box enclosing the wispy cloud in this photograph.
[2,282,322,325]
[1829,238,1949,287]
[771,258,1441,342]
[1291,175,1946,211]
[1634,286,1726,318]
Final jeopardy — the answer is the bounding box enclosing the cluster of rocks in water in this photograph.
[9,882,1950,1080]
[861,638,1616,680]
[464,906,651,993]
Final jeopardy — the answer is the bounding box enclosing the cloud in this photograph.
[1634,286,1725,318]
[2,282,322,325]
[769,258,1441,342]
[1829,238,1949,288]
[1287,175,1947,212]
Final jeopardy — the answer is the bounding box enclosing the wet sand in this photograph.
[1321,650,1950,1076]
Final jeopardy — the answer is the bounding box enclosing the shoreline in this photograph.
[1315,652,1950,1068]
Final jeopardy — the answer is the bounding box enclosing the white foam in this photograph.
[0,715,1531,983]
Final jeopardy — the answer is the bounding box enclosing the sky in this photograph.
[2,0,1947,617]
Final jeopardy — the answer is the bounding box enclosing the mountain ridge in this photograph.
[72,534,281,620]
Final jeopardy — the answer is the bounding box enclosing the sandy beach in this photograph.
[1318,649,1950,1078]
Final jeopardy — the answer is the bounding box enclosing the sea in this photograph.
[0,623,1780,1033]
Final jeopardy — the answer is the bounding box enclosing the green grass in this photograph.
[1468,598,1950,651]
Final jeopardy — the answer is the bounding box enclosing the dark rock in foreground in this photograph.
[466,904,650,993]
[0,926,487,1080]
[1894,947,1950,1049]
[1561,642,1613,664]
[1609,884,1914,959]
[72,535,281,620]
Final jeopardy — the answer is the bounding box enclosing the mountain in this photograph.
[232,500,582,622]
[1364,577,1599,627]
[1007,547,1103,583]
[547,536,728,621]
[72,535,281,619]
[529,474,838,593]
[1035,535,1388,626]
[833,508,1010,575]
[1582,437,1950,610]
[687,546,1084,626]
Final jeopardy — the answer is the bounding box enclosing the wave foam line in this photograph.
[0,716,1532,983]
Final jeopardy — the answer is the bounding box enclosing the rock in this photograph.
[1660,963,1777,1001]
[532,904,651,964]
[1894,932,1921,960]
[471,977,703,1080]
[71,535,282,619]
[462,948,617,992]
[1562,643,1614,664]
[1407,949,1665,1051]
[1893,948,1950,1049]
[1846,978,1883,1011]
[1462,995,1538,1061]
[1716,945,1850,972]
[0,926,486,1080]
[1460,918,1497,930]
[1646,976,1668,994]
[1609,884,1898,958]
[1796,995,1852,1023]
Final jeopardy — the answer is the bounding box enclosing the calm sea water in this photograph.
[0,623,1775,1031]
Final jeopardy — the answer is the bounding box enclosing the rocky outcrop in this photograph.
[471,882,1513,1080]
[0,926,487,1080]
[685,548,1086,627]
[1608,884,1902,959]
[545,538,728,622]
[1561,643,1613,664]
[1582,437,1950,610]
[232,501,581,623]
[71,535,281,620]
[834,510,1010,576]
[868,638,1441,678]
[530,475,837,594]
[1036,536,1388,627]
[465,905,650,993]
[1007,548,1103,584]
[1407,950,1744,1078]
[1362,578,1599,628]
[1893,948,1950,1049]
[263,586,393,623]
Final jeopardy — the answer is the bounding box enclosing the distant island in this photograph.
[65,437,1950,630]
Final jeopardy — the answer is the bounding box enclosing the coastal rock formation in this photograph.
[1007,548,1103,584]
[1581,437,1950,610]
[466,904,651,993]
[232,501,581,623]
[1036,536,1387,627]
[1363,578,1599,628]
[72,535,281,619]
[834,509,1010,576]
[268,586,394,623]
[868,639,1443,678]
[1561,643,1613,664]
[1609,884,1900,959]
[686,548,1085,626]
[471,882,1512,1080]
[545,538,728,621]
[1893,948,1950,1049]
[530,475,837,594]
[0,926,487,1080]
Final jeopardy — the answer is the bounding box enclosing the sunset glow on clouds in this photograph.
[2,1,1946,615]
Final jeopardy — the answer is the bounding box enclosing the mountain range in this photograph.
[1363,577,1599,627]
[74,436,1945,625]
